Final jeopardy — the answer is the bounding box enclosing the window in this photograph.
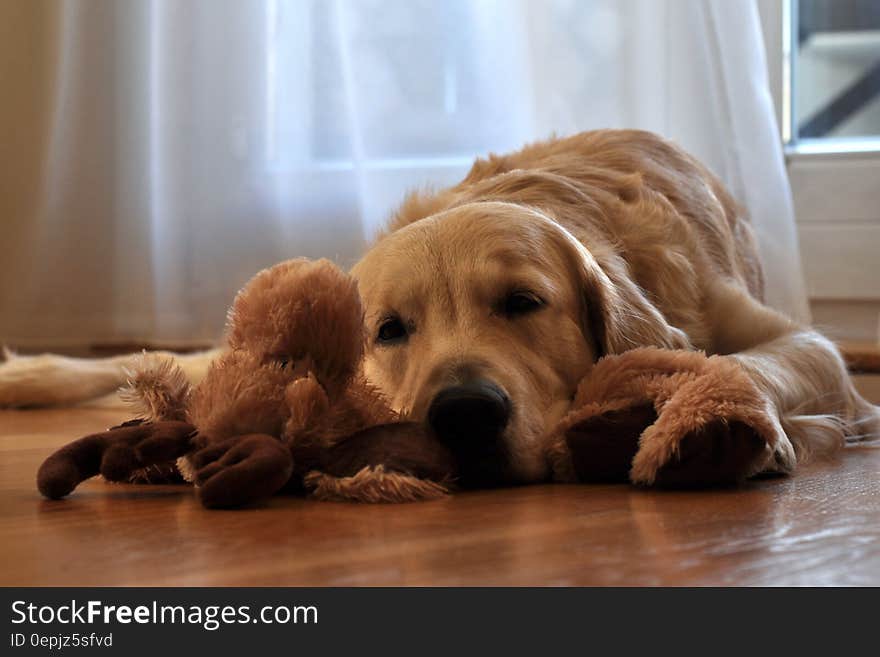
[763,0,880,343]
[786,0,880,150]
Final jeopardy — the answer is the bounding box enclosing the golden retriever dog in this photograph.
[3,130,878,486]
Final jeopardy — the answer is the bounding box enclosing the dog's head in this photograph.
[351,201,687,486]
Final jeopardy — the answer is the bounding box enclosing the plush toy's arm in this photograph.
[37,420,196,499]
[295,421,454,481]
[549,348,791,487]
[288,417,457,501]
[296,422,456,503]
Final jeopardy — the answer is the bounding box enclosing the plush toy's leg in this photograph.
[188,434,293,509]
[127,463,184,485]
[37,420,196,499]
[641,418,770,487]
[550,348,791,488]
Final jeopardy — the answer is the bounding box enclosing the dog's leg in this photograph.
[709,283,880,461]
[0,347,222,408]
[550,283,879,486]
[627,283,880,483]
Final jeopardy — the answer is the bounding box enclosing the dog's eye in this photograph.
[501,291,544,317]
[271,354,291,368]
[377,316,408,344]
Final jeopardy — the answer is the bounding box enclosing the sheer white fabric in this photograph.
[0,0,808,348]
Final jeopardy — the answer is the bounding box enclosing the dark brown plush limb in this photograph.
[292,422,456,483]
[191,434,294,509]
[565,403,658,482]
[127,463,185,484]
[37,420,196,499]
[651,420,768,487]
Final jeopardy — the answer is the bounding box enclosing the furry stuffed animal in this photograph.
[37,259,455,508]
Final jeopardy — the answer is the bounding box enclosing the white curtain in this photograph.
[0,0,808,349]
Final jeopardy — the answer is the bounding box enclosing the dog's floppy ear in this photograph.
[540,216,690,358]
[579,248,691,357]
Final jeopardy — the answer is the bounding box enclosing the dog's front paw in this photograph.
[190,434,293,508]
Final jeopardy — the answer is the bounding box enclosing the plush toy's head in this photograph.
[185,259,368,443]
[122,258,373,442]
[226,258,365,397]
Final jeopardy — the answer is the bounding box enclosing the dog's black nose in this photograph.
[427,380,511,447]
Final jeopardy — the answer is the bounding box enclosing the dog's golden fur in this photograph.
[3,130,878,484]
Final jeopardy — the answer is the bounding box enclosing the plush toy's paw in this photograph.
[304,466,450,503]
[643,419,770,487]
[550,348,793,488]
[37,420,196,499]
[190,434,293,508]
[299,422,456,503]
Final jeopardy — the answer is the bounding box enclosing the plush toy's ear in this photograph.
[580,255,691,356]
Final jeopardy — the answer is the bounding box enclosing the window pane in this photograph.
[794,0,880,141]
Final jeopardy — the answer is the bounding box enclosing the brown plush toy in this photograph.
[37,259,455,508]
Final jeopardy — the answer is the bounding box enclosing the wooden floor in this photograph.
[2,394,879,586]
